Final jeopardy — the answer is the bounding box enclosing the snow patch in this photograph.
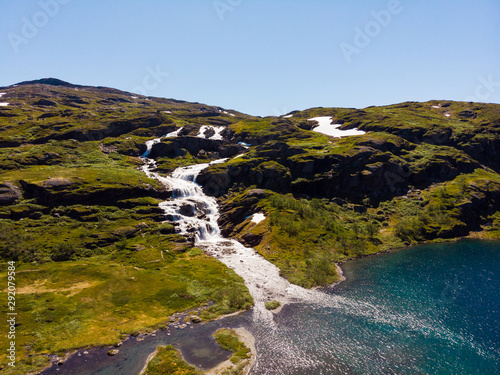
[308,116,366,138]
[197,125,225,140]
[445,113,451,117]
[432,105,440,109]
[163,110,172,114]
[0,93,6,98]
[283,114,293,118]
[131,96,138,99]
[251,213,266,224]
[0,103,9,107]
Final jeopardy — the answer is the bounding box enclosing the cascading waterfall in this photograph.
[140,137,490,374]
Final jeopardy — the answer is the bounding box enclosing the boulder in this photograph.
[190,315,202,323]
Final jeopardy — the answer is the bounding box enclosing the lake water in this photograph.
[247,240,500,374]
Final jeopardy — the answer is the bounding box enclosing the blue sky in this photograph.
[1,0,499,116]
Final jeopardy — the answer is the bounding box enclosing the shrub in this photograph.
[264,300,281,310]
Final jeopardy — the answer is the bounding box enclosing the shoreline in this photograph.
[322,237,500,292]
[138,326,257,375]
[37,305,251,374]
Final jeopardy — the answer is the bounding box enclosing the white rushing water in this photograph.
[140,137,482,373]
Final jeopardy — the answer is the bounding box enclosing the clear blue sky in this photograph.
[1,0,499,116]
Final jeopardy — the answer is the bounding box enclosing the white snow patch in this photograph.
[251,213,266,224]
[131,96,138,99]
[445,113,451,117]
[0,93,6,98]
[432,105,440,109]
[308,116,366,138]
[165,127,183,138]
[283,114,293,118]
[0,103,9,107]
[163,110,172,114]
[197,125,225,140]
[223,110,235,117]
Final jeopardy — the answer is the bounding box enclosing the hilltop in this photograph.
[0,79,499,374]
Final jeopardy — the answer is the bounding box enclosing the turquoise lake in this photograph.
[248,240,500,374]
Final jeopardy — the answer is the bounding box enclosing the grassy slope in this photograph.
[0,83,253,374]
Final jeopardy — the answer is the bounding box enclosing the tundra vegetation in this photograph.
[0,79,499,373]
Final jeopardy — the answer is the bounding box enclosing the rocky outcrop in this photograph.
[217,189,267,236]
[197,132,481,202]
[150,137,245,160]
[198,159,291,197]
[457,180,500,231]
[19,178,171,206]
[0,182,22,205]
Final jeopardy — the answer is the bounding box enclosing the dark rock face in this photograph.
[19,179,171,206]
[150,137,245,160]
[198,160,291,197]
[33,99,57,107]
[457,181,500,231]
[217,190,267,237]
[197,133,481,202]
[0,182,22,205]
[241,232,264,247]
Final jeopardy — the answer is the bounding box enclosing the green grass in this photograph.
[0,250,252,374]
[213,329,251,365]
[142,345,202,375]
[264,300,281,310]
